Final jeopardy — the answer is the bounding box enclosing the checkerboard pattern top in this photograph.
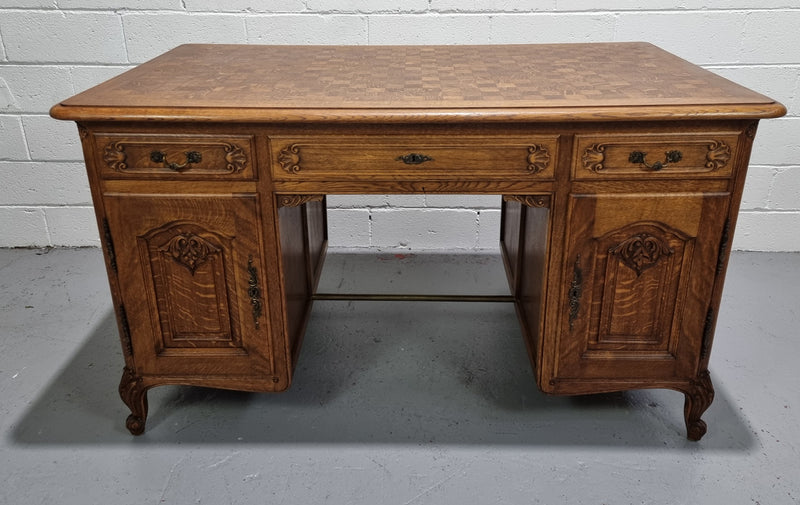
[54,43,782,121]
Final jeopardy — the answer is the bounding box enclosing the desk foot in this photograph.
[119,367,149,436]
[683,370,714,441]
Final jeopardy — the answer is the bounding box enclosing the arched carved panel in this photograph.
[589,221,692,349]
[140,221,242,350]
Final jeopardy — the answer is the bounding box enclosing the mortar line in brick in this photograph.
[0,28,7,63]
[704,63,800,68]
[117,9,131,63]
[475,210,481,250]
[2,6,798,14]
[41,207,54,247]
[0,60,132,67]
[10,115,33,163]
[764,168,782,210]
[368,210,373,247]
[1,158,86,164]
[541,7,799,13]
[0,203,94,209]
[738,209,800,215]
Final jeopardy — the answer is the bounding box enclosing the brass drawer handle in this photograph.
[628,150,682,171]
[396,153,434,165]
[150,150,203,171]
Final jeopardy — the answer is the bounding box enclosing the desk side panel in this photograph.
[517,204,551,379]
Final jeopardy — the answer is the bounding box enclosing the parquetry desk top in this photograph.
[50,42,786,123]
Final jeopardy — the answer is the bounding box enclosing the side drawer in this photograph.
[269,135,560,181]
[95,133,255,180]
[574,132,740,180]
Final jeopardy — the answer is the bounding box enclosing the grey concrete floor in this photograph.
[0,247,798,504]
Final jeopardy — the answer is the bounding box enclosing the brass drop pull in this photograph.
[396,153,434,165]
[628,150,682,171]
[150,150,202,171]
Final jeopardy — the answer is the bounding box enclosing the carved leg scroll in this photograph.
[118,367,149,435]
[683,370,715,441]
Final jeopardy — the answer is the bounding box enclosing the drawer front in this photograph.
[573,132,740,180]
[95,134,255,180]
[270,135,559,181]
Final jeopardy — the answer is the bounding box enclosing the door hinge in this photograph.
[568,254,583,331]
[118,304,133,359]
[102,218,118,274]
[716,218,731,275]
[700,307,714,360]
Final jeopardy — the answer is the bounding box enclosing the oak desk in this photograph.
[51,43,785,440]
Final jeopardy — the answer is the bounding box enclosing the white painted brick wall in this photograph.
[0,2,797,250]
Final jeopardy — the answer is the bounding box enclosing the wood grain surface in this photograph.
[51,43,786,122]
[54,42,785,439]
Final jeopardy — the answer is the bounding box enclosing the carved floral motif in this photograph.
[503,194,550,208]
[278,194,324,208]
[582,143,606,172]
[609,232,673,277]
[526,144,551,174]
[705,140,731,170]
[278,144,302,174]
[103,142,127,171]
[161,232,219,274]
[223,143,248,172]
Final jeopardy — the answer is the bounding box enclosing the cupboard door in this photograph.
[105,194,284,385]
[557,192,729,382]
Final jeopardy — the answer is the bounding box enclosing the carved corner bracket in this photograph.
[278,194,324,208]
[278,144,302,174]
[503,194,551,208]
[526,144,551,174]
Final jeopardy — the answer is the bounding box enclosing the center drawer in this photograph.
[269,135,560,181]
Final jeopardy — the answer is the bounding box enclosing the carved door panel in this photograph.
[105,194,281,382]
[557,192,729,381]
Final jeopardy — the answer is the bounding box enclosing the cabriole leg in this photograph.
[683,370,715,441]
[118,367,149,435]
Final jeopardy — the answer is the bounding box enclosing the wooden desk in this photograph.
[51,43,785,440]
